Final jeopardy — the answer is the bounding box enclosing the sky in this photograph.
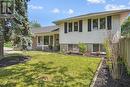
[28,0,130,26]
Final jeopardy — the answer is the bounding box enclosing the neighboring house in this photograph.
[31,26,60,51]
[32,9,130,52]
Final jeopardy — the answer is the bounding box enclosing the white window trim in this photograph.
[68,22,73,32]
[99,17,107,30]
[92,18,99,30]
[90,16,108,31]
[73,21,79,32]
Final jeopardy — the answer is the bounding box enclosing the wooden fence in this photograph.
[119,38,130,69]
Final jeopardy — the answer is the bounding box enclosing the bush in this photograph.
[78,43,87,54]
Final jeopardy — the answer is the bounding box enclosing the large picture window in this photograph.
[44,36,49,45]
[93,19,98,30]
[100,18,106,29]
[74,22,78,31]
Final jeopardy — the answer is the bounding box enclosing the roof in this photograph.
[31,26,59,34]
[53,9,130,24]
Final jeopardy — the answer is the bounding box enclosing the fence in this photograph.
[119,38,130,69]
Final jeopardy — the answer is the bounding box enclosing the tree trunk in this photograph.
[0,35,4,59]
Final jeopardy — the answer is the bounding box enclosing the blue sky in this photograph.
[28,0,130,26]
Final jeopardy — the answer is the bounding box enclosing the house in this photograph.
[32,9,130,52]
[31,26,60,51]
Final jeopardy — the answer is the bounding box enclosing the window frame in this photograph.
[93,19,98,30]
[64,22,68,33]
[100,17,106,29]
[79,20,83,32]
[93,44,100,52]
[107,16,112,30]
[88,19,92,32]
[68,22,73,32]
[37,36,42,45]
[44,36,49,45]
[74,21,79,32]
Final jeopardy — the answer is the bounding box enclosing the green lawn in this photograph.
[0,51,101,87]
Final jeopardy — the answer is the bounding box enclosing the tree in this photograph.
[30,21,41,28]
[0,0,30,58]
[121,16,130,37]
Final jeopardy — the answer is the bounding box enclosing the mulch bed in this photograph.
[94,59,130,87]
[0,56,31,67]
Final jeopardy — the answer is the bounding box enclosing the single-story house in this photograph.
[31,26,60,51]
[31,9,130,52]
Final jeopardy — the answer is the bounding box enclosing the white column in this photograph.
[53,34,55,47]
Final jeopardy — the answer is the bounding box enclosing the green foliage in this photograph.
[4,42,12,48]
[78,43,87,54]
[0,0,31,49]
[121,16,130,36]
[0,51,101,87]
[30,21,41,28]
[103,39,112,59]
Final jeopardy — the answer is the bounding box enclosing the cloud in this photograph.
[86,0,106,4]
[67,9,74,15]
[28,5,43,10]
[105,4,130,11]
[52,8,60,14]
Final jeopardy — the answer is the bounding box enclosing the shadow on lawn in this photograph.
[0,55,31,67]
[0,61,95,87]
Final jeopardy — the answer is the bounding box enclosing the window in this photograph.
[93,19,98,30]
[38,36,42,44]
[107,16,112,30]
[93,44,99,52]
[68,44,73,51]
[74,22,78,31]
[68,22,72,32]
[44,36,49,45]
[88,19,91,32]
[100,18,106,29]
[100,44,106,52]
[79,20,83,32]
[64,22,67,33]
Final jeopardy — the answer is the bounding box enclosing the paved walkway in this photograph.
[4,47,22,54]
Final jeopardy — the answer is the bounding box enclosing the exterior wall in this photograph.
[59,15,120,44]
[58,14,122,52]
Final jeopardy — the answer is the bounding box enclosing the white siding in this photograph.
[59,15,121,44]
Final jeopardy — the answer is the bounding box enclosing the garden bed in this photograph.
[94,58,130,87]
[0,56,31,67]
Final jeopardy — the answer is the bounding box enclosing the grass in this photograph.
[0,51,101,87]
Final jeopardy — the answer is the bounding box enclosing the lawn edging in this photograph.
[90,58,103,87]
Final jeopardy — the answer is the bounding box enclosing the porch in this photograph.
[33,33,59,51]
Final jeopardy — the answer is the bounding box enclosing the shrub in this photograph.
[78,43,87,54]
[103,39,112,59]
